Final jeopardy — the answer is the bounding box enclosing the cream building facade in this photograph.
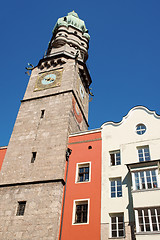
[101,106,160,240]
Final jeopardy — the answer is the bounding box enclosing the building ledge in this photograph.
[132,187,160,193]
[126,159,160,171]
[108,237,125,239]
[136,231,160,235]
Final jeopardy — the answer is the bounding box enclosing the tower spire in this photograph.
[46,11,90,62]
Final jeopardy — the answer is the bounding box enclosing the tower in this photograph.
[0,11,91,239]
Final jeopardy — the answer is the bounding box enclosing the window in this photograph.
[138,147,150,162]
[136,124,146,135]
[16,201,26,216]
[110,179,122,198]
[31,152,37,163]
[73,200,89,224]
[135,207,160,232]
[110,151,121,166]
[110,214,125,237]
[40,109,45,118]
[133,169,158,190]
[76,162,90,183]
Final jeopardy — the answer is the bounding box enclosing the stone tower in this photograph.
[0,11,91,240]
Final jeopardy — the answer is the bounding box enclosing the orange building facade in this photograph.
[0,147,7,171]
[60,130,102,240]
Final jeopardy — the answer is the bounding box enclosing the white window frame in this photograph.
[72,199,90,225]
[110,150,121,166]
[137,146,150,162]
[110,178,122,198]
[135,208,160,233]
[132,169,158,190]
[75,162,91,183]
[110,213,125,238]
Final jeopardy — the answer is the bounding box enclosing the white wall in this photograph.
[101,106,160,238]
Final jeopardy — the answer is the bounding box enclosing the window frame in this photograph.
[72,199,90,225]
[110,178,122,198]
[135,207,160,233]
[16,201,26,216]
[31,152,37,163]
[75,162,91,184]
[110,213,125,238]
[110,150,121,166]
[136,124,146,135]
[137,146,150,162]
[40,109,45,118]
[132,169,158,191]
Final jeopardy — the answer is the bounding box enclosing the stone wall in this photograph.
[0,93,71,184]
[0,182,63,240]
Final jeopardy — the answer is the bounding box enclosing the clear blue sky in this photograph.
[0,0,160,146]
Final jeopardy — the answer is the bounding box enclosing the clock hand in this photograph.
[45,77,53,81]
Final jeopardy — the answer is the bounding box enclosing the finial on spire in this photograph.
[68,10,79,18]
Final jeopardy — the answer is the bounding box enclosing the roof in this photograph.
[101,105,160,128]
[126,159,160,171]
[52,11,90,40]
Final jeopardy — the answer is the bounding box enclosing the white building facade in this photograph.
[101,106,160,240]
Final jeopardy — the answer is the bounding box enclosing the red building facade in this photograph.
[60,130,102,240]
[0,147,7,171]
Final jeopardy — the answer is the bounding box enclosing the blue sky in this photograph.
[0,0,160,146]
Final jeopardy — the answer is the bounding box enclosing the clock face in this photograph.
[41,74,56,85]
[34,69,63,91]
[77,74,86,103]
[79,84,85,99]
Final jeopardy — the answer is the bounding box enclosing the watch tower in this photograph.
[0,11,91,240]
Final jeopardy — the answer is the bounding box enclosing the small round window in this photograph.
[136,124,146,135]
